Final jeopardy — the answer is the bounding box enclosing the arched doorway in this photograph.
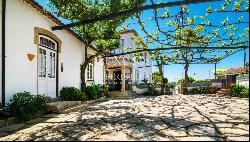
[34,27,61,98]
[37,35,58,97]
[114,70,122,91]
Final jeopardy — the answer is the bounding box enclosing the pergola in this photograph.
[104,45,248,79]
[49,0,248,70]
[48,0,248,93]
[51,0,221,31]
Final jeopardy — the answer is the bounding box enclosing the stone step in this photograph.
[48,97,108,114]
[216,88,229,96]
[109,91,136,97]
[216,91,227,93]
[47,101,82,114]
[62,103,89,114]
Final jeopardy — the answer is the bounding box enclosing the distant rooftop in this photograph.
[222,66,249,75]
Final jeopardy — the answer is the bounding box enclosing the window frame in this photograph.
[86,62,94,81]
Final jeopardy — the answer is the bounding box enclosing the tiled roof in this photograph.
[23,0,96,51]
[222,66,249,75]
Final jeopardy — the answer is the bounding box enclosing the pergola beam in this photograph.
[104,46,249,57]
[156,48,245,65]
[153,62,216,66]
[52,0,221,30]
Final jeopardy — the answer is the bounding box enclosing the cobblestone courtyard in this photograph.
[0,95,249,141]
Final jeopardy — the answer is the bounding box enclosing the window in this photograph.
[49,52,56,78]
[120,39,124,53]
[120,39,124,48]
[87,63,94,80]
[136,70,139,80]
[38,48,46,77]
[144,52,147,64]
[39,37,57,51]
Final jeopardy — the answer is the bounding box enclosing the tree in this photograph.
[132,0,249,94]
[49,0,146,91]
[173,26,215,94]
[177,77,195,85]
[152,71,162,84]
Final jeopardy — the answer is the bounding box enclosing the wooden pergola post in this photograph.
[121,65,126,93]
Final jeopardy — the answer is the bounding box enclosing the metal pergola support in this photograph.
[215,63,217,79]
[104,46,249,57]
[244,48,247,67]
[52,0,221,30]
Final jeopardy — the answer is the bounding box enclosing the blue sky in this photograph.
[36,0,249,82]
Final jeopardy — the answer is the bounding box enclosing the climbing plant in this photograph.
[126,0,249,94]
[49,0,146,91]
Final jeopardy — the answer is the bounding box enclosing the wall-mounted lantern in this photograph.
[27,54,35,61]
[61,63,63,72]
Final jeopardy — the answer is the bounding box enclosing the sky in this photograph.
[36,0,249,82]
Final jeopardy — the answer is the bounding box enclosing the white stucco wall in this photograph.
[4,0,86,102]
[94,56,104,85]
[237,80,249,87]
[85,47,104,86]
[0,0,2,102]
[121,32,152,84]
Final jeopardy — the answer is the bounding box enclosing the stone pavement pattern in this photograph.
[0,95,249,141]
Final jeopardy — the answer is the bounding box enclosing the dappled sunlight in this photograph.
[0,95,248,141]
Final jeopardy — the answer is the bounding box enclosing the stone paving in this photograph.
[0,95,249,141]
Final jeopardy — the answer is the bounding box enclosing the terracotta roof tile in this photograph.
[22,0,96,51]
[222,67,249,75]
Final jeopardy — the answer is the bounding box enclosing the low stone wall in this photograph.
[0,97,107,129]
[0,110,46,128]
[133,84,161,94]
[0,117,17,128]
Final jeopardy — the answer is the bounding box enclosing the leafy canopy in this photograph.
[49,0,146,50]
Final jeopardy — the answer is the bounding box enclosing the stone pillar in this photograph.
[121,66,126,93]
[130,68,133,91]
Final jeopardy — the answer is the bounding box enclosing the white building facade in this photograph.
[0,0,104,105]
[120,31,152,84]
[105,30,152,94]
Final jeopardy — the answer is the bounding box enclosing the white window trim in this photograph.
[87,62,94,81]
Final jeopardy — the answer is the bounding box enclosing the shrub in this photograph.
[193,80,212,85]
[177,77,195,85]
[209,86,219,94]
[86,85,102,100]
[229,84,249,98]
[167,82,176,89]
[141,84,160,96]
[189,87,210,94]
[60,87,88,101]
[7,92,50,121]
[99,85,110,97]
[189,87,200,94]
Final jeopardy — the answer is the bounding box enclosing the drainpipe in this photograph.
[2,0,6,106]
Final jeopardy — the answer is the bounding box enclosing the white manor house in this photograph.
[0,0,152,105]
